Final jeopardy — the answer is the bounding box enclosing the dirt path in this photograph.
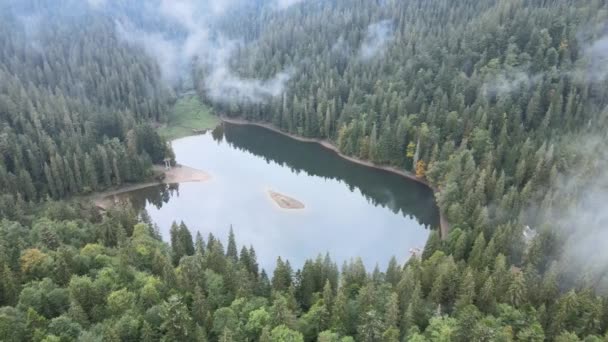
[92,164,210,210]
[222,116,450,238]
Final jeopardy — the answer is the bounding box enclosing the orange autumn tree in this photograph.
[416,160,427,178]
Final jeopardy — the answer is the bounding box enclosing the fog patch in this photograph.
[15,15,44,53]
[86,0,106,9]
[535,132,608,292]
[275,0,305,10]
[115,21,183,84]
[358,20,394,61]
[484,31,608,93]
[331,36,352,56]
[574,34,608,83]
[110,0,294,102]
[482,68,542,96]
[204,40,294,103]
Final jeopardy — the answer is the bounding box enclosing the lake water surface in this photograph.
[122,123,439,271]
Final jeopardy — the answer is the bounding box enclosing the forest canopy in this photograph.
[1,0,608,341]
[0,0,174,212]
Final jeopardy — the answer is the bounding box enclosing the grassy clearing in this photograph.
[158,95,219,140]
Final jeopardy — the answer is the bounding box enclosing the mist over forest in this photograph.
[1,0,608,341]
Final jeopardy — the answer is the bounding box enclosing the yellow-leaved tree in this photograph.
[406,142,416,158]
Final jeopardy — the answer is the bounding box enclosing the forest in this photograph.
[1,0,608,341]
[0,1,174,217]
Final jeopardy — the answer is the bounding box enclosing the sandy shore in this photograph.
[222,116,450,238]
[93,164,210,210]
[161,164,211,183]
[268,190,305,209]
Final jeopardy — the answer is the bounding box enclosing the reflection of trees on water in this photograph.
[211,124,225,143]
[215,123,440,228]
[123,124,438,229]
[121,183,181,212]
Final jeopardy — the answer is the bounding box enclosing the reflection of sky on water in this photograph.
[129,125,437,272]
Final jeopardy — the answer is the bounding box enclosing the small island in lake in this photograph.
[268,190,305,209]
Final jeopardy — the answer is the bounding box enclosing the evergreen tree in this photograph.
[226,226,238,262]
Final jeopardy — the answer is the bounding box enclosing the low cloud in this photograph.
[576,34,608,83]
[358,20,395,61]
[158,0,201,31]
[86,0,106,9]
[275,0,305,10]
[112,0,293,103]
[484,32,608,94]
[195,33,293,104]
[115,21,183,84]
[202,39,294,103]
[331,36,351,56]
[482,68,542,96]
[544,133,608,292]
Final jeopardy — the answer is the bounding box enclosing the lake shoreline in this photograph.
[221,116,450,238]
[92,164,210,210]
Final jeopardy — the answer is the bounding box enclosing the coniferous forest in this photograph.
[2,0,608,341]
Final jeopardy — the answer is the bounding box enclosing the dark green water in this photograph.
[122,123,439,270]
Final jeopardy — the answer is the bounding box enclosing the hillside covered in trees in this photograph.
[1,0,608,341]
[203,0,608,296]
[0,0,174,218]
